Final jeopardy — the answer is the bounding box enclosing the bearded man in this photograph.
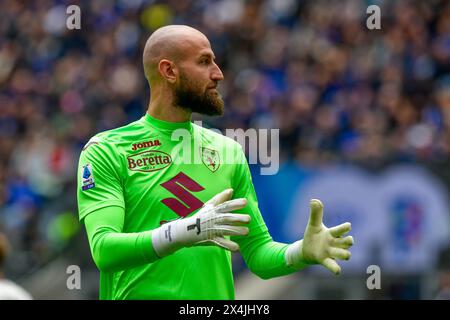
[77,25,353,300]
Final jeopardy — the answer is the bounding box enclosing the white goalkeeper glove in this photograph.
[152,188,251,257]
[285,199,354,275]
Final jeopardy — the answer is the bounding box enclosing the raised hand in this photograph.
[301,199,354,274]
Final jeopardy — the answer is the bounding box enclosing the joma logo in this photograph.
[131,139,161,151]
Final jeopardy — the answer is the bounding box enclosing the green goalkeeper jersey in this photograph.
[77,113,297,300]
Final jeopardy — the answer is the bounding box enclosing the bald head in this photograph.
[143,25,225,118]
[143,25,210,84]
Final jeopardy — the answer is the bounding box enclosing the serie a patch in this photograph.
[81,163,95,191]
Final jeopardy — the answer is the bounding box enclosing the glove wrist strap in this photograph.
[285,240,311,270]
[151,220,182,258]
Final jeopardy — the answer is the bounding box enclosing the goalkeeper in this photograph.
[77,25,354,300]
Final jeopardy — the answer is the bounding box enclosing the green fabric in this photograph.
[83,206,158,299]
[229,145,298,279]
[77,113,297,300]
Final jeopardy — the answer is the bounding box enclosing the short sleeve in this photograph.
[77,137,125,222]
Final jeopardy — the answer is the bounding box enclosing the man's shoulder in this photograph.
[82,118,146,152]
[97,118,147,142]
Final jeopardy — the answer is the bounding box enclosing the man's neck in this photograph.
[147,102,192,123]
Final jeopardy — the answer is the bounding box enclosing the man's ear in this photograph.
[158,59,177,83]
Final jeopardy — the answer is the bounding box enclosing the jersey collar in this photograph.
[142,113,193,133]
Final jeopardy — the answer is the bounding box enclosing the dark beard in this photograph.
[174,76,224,116]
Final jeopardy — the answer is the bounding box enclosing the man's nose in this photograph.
[211,63,224,81]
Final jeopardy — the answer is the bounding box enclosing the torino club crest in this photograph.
[200,147,220,173]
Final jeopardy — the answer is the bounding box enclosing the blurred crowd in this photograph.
[0,0,450,279]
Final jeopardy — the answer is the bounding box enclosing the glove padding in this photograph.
[286,199,354,275]
[152,188,251,257]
